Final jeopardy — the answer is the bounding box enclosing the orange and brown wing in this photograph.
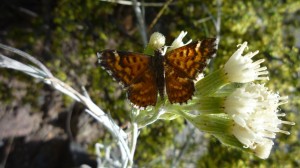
[165,63,194,104]
[165,38,217,79]
[164,38,217,104]
[127,68,157,108]
[97,50,151,87]
[97,50,157,108]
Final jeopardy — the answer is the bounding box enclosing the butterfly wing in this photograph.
[165,63,194,104]
[97,50,157,107]
[164,38,217,103]
[165,38,217,79]
[127,68,157,107]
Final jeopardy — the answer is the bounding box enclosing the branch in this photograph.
[147,0,173,32]
[0,44,132,166]
[0,43,53,77]
[100,0,171,7]
[132,0,148,47]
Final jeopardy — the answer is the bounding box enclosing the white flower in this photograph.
[224,42,269,83]
[232,125,274,159]
[168,31,192,51]
[148,32,166,50]
[254,139,274,159]
[224,83,294,159]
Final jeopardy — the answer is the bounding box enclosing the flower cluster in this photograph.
[224,42,269,83]
[193,40,294,159]
[139,31,294,159]
[226,83,293,158]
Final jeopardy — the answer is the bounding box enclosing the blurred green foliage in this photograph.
[0,0,299,167]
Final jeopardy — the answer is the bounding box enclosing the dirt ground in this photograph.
[0,78,104,168]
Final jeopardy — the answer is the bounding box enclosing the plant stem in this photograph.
[128,122,139,167]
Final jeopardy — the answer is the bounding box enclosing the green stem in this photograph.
[195,68,229,97]
[177,111,245,150]
[136,100,165,128]
[184,97,225,114]
[177,111,233,135]
[137,110,163,129]
[214,134,245,150]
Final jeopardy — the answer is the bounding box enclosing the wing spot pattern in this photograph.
[97,38,216,108]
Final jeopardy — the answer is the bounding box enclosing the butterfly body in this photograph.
[97,38,216,108]
[152,49,165,101]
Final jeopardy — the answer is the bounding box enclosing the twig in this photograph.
[197,17,212,24]
[99,0,169,7]
[132,0,148,47]
[215,0,222,45]
[128,122,138,168]
[0,45,132,167]
[0,53,48,80]
[0,43,53,77]
[147,0,173,32]
[201,2,221,71]
[45,78,131,163]
[171,123,195,167]
[0,137,14,168]
[95,143,122,167]
[66,102,75,141]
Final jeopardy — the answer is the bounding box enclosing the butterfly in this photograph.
[97,38,217,108]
